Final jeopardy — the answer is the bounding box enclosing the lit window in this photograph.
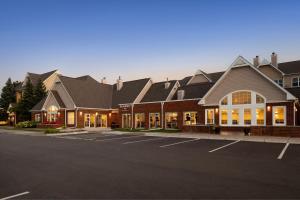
[244,109,251,125]
[47,105,58,123]
[221,109,228,125]
[256,108,265,125]
[221,97,228,105]
[67,112,75,125]
[292,77,300,87]
[205,109,214,124]
[165,112,178,129]
[35,114,41,122]
[135,113,145,129]
[149,113,161,129]
[256,94,265,104]
[183,112,198,125]
[122,114,131,128]
[274,79,283,86]
[273,106,286,125]
[232,91,251,105]
[231,109,239,125]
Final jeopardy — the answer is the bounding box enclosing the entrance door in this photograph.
[84,114,91,127]
[96,115,107,128]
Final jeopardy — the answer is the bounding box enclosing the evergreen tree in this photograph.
[16,79,35,121]
[34,79,47,104]
[0,78,16,110]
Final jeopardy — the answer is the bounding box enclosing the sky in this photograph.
[0,0,300,89]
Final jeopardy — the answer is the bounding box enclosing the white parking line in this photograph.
[160,138,200,148]
[1,191,30,200]
[95,135,144,142]
[277,143,290,160]
[123,137,167,144]
[209,140,241,153]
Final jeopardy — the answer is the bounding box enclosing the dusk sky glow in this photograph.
[1,0,300,88]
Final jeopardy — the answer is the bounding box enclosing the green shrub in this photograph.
[45,128,60,134]
[15,121,38,128]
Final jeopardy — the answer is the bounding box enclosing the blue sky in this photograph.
[1,0,300,88]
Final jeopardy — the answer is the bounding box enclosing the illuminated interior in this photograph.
[47,105,58,123]
[122,114,131,128]
[206,109,214,124]
[184,112,198,125]
[274,107,285,124]
[231,109,239,125]
[135,113,145,129]
[221,109,228,125]
[256,108,265,125]
[244,109,251,125]
[150,113,161,128]
[165,112,178,129]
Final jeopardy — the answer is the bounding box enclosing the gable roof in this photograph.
[278,60,300,74]
[59,75,113,109]
[172,82,215,100]
[27,70,58,86]
[141,80,177,102]
[199,56,296,105]
[112,78,150,108]
[179,76,192,86]
[31,97,47,111]
[51,90,66,108]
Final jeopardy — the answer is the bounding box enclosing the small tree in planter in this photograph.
[244,127,251,136]
[212,125,221,134]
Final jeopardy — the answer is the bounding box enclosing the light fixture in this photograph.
[58,112,61,116]
[109,113,112,117]
[96,112,98,116]
[215,108,219,113]
[267,106,271,111]
[79,112,83,116]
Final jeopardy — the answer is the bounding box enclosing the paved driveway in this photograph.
[1,131,300,199]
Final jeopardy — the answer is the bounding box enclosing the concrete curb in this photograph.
[46,131,88,136]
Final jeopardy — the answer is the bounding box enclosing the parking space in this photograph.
[1,131,300,199]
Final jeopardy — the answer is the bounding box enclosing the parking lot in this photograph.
[1,131,300,199]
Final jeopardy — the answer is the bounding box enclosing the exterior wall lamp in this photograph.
[79,112,83,116]
[267,106,271,112]
[215,108,219,113]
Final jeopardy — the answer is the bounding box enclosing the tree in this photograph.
[0,78,16,110]
[34,79,47,104]
[16,79,35,121]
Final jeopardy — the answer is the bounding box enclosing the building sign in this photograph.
[120,104,131,112]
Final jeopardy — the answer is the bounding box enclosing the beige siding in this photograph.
[188,74,209,84]
[52,82,75,109]
[205,66,287,105]
[44,72,59,91]
[284,74,300,88]
[258,65,282,81]
[44,93,60,110]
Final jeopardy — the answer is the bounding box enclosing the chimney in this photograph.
[101,77,107,84]
[253,56,260,67]
[165,78,170,89]
[271,52,278,67]
[177,90,185,100]
[116,76,123,91]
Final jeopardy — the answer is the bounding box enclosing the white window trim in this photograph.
[149,112,161,129]
[219,90,266,126]
[291,76,300,88]
[272,106,286,126]
[135,113,145,129]
[183,111,198,126]
[122,113,131,128]
[205,109,215,125]
[35,114,41,122]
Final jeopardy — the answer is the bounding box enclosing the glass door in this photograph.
[84,114,90,127]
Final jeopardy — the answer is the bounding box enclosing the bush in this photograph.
[15,121,38,128]
[45,128,60,134]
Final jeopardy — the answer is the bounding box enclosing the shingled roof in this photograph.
[112,78,150,108]
[59,75,113,109]
[278,60,300,74]
[141,80,177,103]
[27,70,58,86]
[172,82,215,100]
[31,97,47,111]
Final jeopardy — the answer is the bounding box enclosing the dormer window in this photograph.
[177,90,185,100]
[292,77,300,87]
[274,79,283,87]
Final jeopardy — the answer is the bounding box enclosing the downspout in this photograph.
[161,102,164,129]
[131,104,134,130]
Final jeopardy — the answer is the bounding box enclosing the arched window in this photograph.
[219,91,265,126]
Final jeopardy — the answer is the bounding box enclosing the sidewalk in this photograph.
[111,131,300,144]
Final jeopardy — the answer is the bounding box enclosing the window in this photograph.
[47,105,58,123]
[183,112,198,125]
[165,112,178,129]
[244,109,251,125]
[67,112,75,125]
[256,94,265,104]
[256,108,265,125]
[205,109,214,124]
[274,79,283,87]
[35,114,41,122]
[231,109,239,125]
[149,113,161,129]
[221,109,228,125]
[232,91,251,105]
[273,106,286,126]
[221,97,228,105]
[135,113,145,129]
[292,77,300,87]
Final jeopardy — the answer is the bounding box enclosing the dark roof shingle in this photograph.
[141,80,177,102]
[278,60,300,74]
[172,82,215,100]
